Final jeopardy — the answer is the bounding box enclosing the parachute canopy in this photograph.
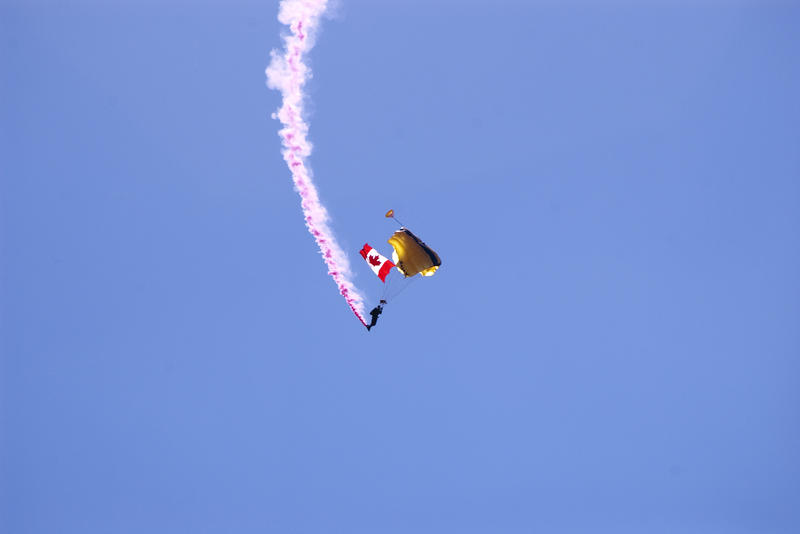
[388,228,441,277]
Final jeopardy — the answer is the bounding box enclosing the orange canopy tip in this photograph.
[385,209,394,218]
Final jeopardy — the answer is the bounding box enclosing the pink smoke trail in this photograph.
[266,0,368,326]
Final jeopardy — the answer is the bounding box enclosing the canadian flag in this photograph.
[359,243,395,282]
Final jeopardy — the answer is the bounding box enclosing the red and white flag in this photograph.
[359,243,395,282]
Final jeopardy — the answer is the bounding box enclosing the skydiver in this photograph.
[366,300,387,331]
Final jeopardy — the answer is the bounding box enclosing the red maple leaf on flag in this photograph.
[368,254,382,266]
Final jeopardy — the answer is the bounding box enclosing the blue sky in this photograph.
[2,1,799,532]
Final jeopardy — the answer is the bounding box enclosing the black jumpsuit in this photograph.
[367,306,383,331]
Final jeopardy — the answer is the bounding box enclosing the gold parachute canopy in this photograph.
[388,228,441,277]
[385,209,394,218]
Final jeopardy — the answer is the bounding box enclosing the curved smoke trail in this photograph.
[266,0,368,326]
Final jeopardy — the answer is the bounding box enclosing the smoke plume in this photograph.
[267,0,368,326]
